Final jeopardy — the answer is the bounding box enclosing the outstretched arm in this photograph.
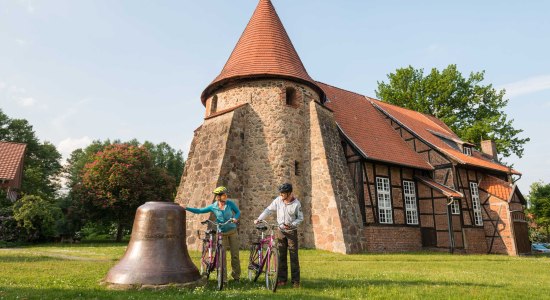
[256,199,277,222]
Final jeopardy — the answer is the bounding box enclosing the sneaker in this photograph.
[292,282,300,288]
[276,281,287,287]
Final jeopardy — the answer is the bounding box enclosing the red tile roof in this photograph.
[201,0,320,104]
[479,175,514,201]
[371,99,519,175]
[0,141,26,181]
[415,176,463,198]
[319,82,433,170]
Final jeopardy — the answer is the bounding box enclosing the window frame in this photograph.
[470,182,483,226]
[450,198,461,215]
[463,146,472,156]
[403,180,419,225]
[376,177,393,224]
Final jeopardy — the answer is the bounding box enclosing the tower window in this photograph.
[210,95,218,115]
[294,161,301,176]
[286,87,297,106]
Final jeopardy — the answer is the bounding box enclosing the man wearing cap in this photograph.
[255,183,303,288]
[181,186,241,282]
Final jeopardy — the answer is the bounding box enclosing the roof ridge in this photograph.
[0,140,27,146]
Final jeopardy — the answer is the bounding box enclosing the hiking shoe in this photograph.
[292,282,300,288]
[276,281,287,287]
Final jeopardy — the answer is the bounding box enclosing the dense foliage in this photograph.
[0,109,62,199]
[12,195,62,241]
[376,65,529,159]
[74,144,176,241]
[528,181,550,242]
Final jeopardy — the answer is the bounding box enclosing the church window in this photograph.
[403,180,418,225]
[286,87,297,106]
[376,177,393,224]
[210,95,218,115]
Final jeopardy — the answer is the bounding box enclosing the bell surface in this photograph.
[104,201,201,286]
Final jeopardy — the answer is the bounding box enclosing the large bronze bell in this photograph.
[103,202,201,288]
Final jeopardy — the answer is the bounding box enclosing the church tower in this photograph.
[175,0,364,254]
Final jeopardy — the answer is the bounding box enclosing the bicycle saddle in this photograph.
[256,225,268,231]
[204,229,216,234]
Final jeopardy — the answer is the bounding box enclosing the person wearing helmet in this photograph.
[181,186,241,283]
[254,183,303,288]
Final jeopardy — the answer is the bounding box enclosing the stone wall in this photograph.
[309,101,365,253]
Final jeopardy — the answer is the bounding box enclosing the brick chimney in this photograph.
[481,140,498,160]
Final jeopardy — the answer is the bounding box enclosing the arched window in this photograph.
[210,95,218,115]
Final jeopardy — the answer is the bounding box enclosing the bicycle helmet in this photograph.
[213,186,228,195]
[278,183,293,193]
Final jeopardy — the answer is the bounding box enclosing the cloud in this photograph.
[16,0,36,13]
[498,75,550,98]
[57,136,93,160]
[16,39,29,47]
[17,97,36,107]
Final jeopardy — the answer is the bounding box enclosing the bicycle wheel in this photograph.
[216,245,225,291]
[200,240,210,279]
[266,247,279,292]
[248,244,262,282]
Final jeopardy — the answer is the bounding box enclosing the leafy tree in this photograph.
[12,195,62,241]
[63,139,184,239]
[0,109,62,199]
[375,65,529,159]
[75,144,175,241]
[528,181,550,242]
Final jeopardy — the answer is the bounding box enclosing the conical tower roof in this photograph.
[201,0,322,103]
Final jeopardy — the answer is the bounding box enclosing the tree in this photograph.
[528,181,550,242]
[376,65,529,159]
[0,109,62,199]
[76,144,175,241]
[12,195,62,241]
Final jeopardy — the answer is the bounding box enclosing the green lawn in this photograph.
[1,243,549,299]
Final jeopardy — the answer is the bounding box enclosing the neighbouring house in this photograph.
[0,141,27,202]
[175,0,530,255]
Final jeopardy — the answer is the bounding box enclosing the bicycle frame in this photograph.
[200,219,233,290]
[249,220,279,291]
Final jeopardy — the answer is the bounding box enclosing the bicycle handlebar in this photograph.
[201,219,234,227]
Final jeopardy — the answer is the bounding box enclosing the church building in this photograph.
[175,0,530,255]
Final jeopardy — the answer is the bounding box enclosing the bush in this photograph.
[12,195,62,242]
[0,196,22,242]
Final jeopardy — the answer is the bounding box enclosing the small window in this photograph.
[463,146,472,156]
[210,95,218,114]
[450,199,460,215]
[294,161,301,176]
[286,87,296,106]
[403,181,418,225]
[376,177,393,224]
[470,182,483,226]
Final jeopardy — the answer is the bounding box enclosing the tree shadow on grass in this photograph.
[303,277,503,289]
[0,285,335,300]
[0,255,66,263]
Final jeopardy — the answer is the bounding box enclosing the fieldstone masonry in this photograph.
[175,79,365,253]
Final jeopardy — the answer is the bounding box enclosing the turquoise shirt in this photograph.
[186,200,241,232]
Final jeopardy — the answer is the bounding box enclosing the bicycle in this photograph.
[199,219,234,291]
[248,220,279,292]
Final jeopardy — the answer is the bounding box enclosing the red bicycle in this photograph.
[248,220,279,292]
[199,219,233,291]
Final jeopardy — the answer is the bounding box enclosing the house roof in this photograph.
[319,82,433,170]
[479,175,525,204]
[0,141,26,181]
[201,0,321,104]
[371,99,519,175]
[415,175,464,198]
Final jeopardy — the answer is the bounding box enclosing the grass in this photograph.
[1,243,550,299]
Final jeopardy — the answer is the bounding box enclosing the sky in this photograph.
[1,0,549,194]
